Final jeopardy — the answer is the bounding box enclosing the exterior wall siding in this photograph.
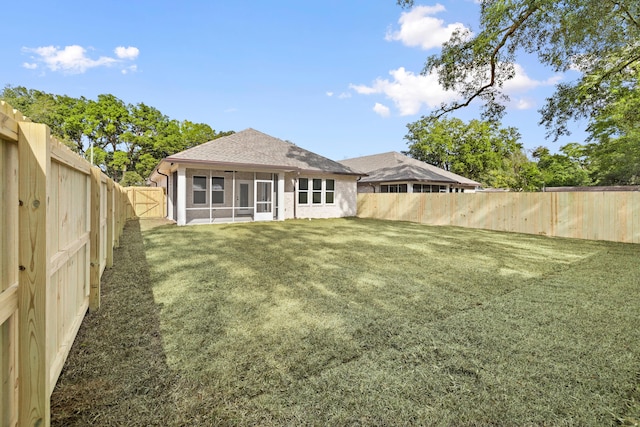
[290,173,358,219]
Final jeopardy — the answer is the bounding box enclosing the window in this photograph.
[193,176,207,204]
[312,179,322,204]
[298,178,309,204]
[413,184,447,193]
[325,179,335,204]
[380,184,407,193]
[298,178,335,205]
[211,177,224,204]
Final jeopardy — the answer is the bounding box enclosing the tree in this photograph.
[532,145,591,187]
[585,73,640,184]
[404,116,527,188]
[397,0,640,141]
[1,85,234,181]
[84,94,130,153]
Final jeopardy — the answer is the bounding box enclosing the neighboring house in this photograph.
[149,128,363,225]
[340,151,481,194]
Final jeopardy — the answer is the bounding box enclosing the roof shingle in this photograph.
[340,151,480,185]
[165,128,361,175]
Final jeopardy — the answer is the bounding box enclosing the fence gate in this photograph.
[126,187,166,218]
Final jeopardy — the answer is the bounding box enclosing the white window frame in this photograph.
[325,179,335,204]
[298,178,309,205]
[211,176,224,204]
[380,183,408,193]
[312,178,323,204]
[298,178,336,206]
[193,175,207,205]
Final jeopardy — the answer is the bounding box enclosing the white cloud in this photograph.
[121,65,138,75]
[22,44,139,74]
[385,4,469,50]
[515,98,535,110]
[326,91,334,97]
[373,103,391,117]
[338,92,351,99]
[351,62,564,115]
[503,63,562,94]
[351,67,458,116]
[114,46,139,60]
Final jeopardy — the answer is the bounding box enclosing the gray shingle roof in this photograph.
[165,128,361,175]
[340,151,480,186]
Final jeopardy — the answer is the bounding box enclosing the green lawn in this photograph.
[52,218,640,426]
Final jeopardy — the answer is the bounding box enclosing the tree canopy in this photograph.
[397,0,639,186]
[1,85,233,183]
[404,116,526,189]
[404,116,603,191]
[397,0,639,137]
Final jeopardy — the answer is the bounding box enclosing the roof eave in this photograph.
[162,157,365,176]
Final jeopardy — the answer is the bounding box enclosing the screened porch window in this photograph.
[193,176,207,204]
[211,177,224,204]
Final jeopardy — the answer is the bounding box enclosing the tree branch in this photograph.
[432,3,540,118]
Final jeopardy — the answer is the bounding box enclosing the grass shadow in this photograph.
[50,219,179,426]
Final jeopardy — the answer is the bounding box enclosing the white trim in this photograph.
[277,172,285,220]
[177,166,186,226]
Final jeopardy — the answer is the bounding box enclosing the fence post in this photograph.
[106,179,114,268]
[17,122,50,427]
[89,168,101,312]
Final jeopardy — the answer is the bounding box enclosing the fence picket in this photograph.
[0,102,135,426]
[358,192,640,244]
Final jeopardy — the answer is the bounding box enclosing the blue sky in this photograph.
[1,0,585,161]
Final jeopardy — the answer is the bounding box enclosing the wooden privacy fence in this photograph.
[357,192,640,244]
[126,186,166,218]
[0,101,134,426]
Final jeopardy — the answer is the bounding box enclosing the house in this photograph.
[339,151,481,194]
[149,128,363,225]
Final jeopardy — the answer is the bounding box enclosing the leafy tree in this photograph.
[532,145,591,187]
[585,73,640,184]
[1,85,234,182]
[85,146,107,167]
[508,149,544,191]
[120,171,145,187]
[84,94,130,153]
[396,0,640,141]
[179,120,220,150]
[135,153,161,179]
[405,116,527,188]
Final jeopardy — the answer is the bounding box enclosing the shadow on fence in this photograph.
[50,219,179,426]
[0,101,143,426]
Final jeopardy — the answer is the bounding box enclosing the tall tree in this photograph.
[84,94,130,153]
[1,85,234,183]
[397,0,640,141]
[585,73,640,184]
[532,145,591,187]
[405,117,526,188]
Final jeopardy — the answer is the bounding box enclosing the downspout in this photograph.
[293,176,298,219]
[156,168,170,218]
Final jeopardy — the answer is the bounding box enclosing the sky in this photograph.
[1,0,587,161]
